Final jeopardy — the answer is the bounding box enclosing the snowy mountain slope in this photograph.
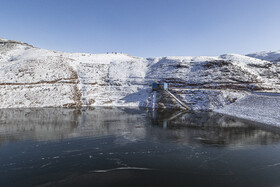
[247,51,280,62]
[0,39,279,110]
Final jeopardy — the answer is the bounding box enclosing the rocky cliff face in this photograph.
[0,39,279,110]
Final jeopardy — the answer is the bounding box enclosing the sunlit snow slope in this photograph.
[0,39,279,110]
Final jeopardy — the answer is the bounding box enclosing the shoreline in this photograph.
[215,93,280,128]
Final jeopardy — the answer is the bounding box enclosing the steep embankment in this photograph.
[0,38,279,113]
[216,93,280,127]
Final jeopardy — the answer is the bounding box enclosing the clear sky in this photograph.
[1,0,280,57]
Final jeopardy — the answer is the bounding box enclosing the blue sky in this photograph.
[1,0,280,57]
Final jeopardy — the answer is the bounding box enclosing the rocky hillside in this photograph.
[0,38,279,110]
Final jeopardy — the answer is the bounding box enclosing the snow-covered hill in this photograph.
[0,38,279,110]
[247,51,280,62]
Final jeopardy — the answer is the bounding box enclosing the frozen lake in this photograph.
[0,108,280,186]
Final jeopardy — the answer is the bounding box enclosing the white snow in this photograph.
[0,38,279,126]
[215,93,280,127]
[247,51,280,62]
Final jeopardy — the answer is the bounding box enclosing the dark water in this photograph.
[1,108,280,187]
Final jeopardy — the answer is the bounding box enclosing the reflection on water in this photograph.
[0,108,280,186]
[0,107,279,146]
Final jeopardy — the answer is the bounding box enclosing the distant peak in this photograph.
[0,38,34,47]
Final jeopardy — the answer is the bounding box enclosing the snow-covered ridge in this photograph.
[247,51,280,62]
[0,38,279,110]
[0,38,33,48]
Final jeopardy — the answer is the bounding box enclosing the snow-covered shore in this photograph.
[0,38,279,127]
[215,93,280,127]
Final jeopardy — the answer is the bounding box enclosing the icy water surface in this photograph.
[1,108,280,186]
